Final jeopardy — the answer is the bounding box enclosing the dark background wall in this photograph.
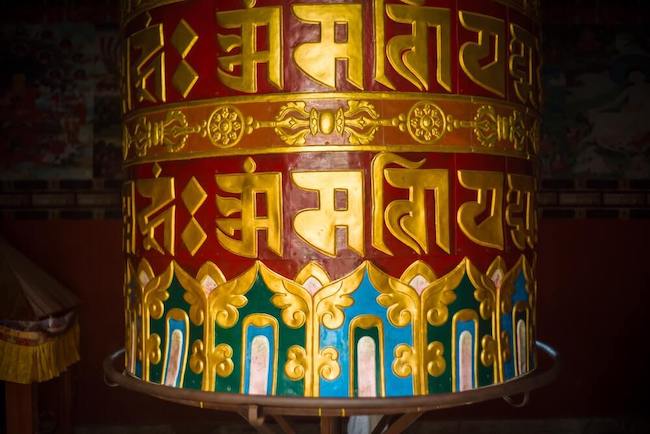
[1,0,650,428]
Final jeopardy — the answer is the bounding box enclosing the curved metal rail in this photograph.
[103,340,559,433]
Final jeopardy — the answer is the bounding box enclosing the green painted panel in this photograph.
[148,277,204,388]
[427,321,452,393]
[215,273,306,396]
[427,274,493,393]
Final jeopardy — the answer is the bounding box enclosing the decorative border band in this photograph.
[123,96,540,165]
[124,255,536,396]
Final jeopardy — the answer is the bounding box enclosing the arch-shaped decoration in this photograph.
[349,315,386,398]
[126,256,534,396]
[452,309,479,392]
[241,314,280,395]
[161,308,190,387]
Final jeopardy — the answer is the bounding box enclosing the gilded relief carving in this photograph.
[216,0,283,93]
[170,19,199,97]
[215,158,283,258]
[317,347,341,381]
[121,0,541,400]
[292,170,365,257]
[125,255,534,395]
[392,344,417,378]
[123,98,539,163]
[425,341,446,377]
[372,152,450,256]
[285,345,308,381]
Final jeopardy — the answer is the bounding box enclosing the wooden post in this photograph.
[320,416,342,434]
[5,381,37,434]
[58,369,72,434]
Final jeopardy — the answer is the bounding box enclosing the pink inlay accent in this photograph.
[357,336,377,398]
[138,271,150,286]
[409,275,430,295]
[249,335,270,395]
[459,331,473,391]
[164,330,183,386]
[516,319,527,375]
[303,276,323,295]
[200,275,218,296]
[491,269,504,290]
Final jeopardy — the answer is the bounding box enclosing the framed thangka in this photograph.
[541,7,650,178]
[0,4,125,220]
[535,1,650,218]
[0,22,97,179]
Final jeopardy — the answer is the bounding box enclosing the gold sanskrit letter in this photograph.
[505,174,537,250]
[292,171,364,257]
[457,170,504,250]
[372,153,450,255]
[292,4,364,90]
[136,165,175,255]
[217,0,283,93]
[385,1,451,91]
[373,0,393,89]
[216,157,283,258]
[459,11,506,97]
[509,23,540,107]
[126,16,166,110]
[123,181,136,255]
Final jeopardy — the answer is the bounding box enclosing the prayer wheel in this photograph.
[121,0,541,398]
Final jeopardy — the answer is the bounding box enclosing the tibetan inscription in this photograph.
[122,0,541,113]
[128,153,536,261]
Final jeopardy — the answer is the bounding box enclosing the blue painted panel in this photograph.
[319,272,414,397]
[513,272,528,304]
[503,271,528,380]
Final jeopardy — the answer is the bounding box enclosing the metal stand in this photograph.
[104,341,559,434]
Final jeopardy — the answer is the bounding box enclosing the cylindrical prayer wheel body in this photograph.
[121,0,541,397]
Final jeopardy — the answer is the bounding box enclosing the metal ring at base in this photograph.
[103,341,559,417]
